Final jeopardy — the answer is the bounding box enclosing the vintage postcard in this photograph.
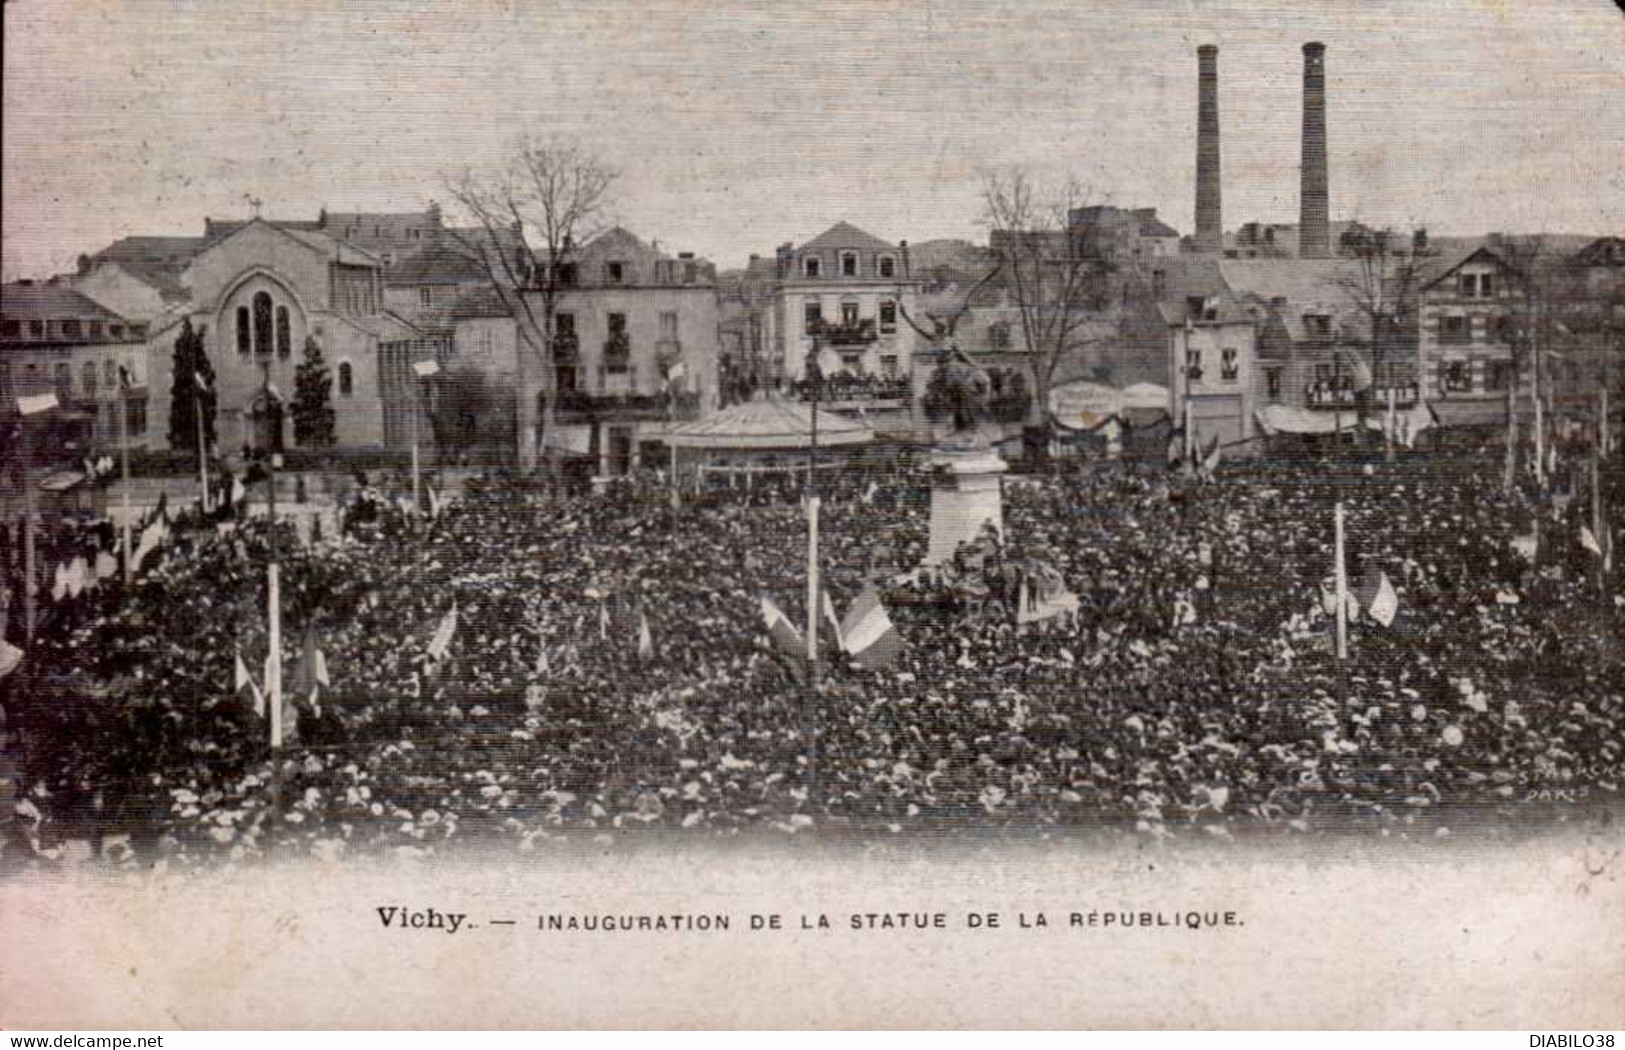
[2,0,1622,1031]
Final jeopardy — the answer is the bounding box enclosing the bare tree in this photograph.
[1497,234,1553,492]
[444,136,617,467]
[979,170,1118,446]
[1335,225,1430,460]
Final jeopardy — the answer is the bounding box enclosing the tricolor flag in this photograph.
[289,625,331,703]
[1202,432,1223,475]
[820,588,845,654]
[838,585,903,671]
[1319,576,1359,619]
[426,484,445,520]
[235,651,264,717]
[1346,349,1374,391]
[637,610,653,661]
[426,602,458,661]
[1580,524,1604,558]
[0,639,25,680]
[1357,568,1400,628]
[760,596,807,664]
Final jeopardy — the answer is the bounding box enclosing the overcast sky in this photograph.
[3,0,1622,280]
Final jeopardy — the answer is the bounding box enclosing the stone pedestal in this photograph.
[925,446,1007,565]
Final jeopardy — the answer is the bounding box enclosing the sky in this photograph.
[3,0,1623,280]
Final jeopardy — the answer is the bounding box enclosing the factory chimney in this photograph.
[1194,45,1222,254]
[1299,42,1330,259]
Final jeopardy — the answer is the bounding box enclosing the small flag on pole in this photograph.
[637,610,653,660]
[426,602,458,661]
[1357,568,1400,628]
[0,639,23,680]
[821,587,845,653]
[235,651,264,717]
[1580,524,1603,558]
[838,585,903,671]
[760,596,807,664]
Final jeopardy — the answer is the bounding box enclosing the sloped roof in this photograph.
[799,221,897,255]
[439,285,513,322]
[1136,210,1180,239]
[1215,258,1365,340]
[83,235,207,299]
[666,397,874,450]
[2,281,132,324]
[387,240,489,286]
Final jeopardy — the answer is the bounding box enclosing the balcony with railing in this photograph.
[810,318,879,347]
[794,372,912,408]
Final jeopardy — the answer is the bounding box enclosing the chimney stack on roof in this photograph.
[1299,42,1330,259]
[1194,45,1223,254]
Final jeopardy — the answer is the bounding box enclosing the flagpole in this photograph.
[1594,437,1607,595]
[411,375,421,515]
[260,360,285,819]
[120,379,132,585]
[196,378,209,512]
[1334,501,1348,660]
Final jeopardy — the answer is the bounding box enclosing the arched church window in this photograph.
[276,306,291,358]
[237,306,251,354]
[253,292,274,355]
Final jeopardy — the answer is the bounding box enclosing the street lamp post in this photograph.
[117,367,134,584]
[16,393,59,643]
[410,359,441,514]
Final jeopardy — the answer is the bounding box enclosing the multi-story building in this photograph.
[1,280,151,447]
[461,227,722,475]
[771,222,921,385]
[1416,245,1522,427]
[716,254,781,400]
[1549,237,1625,412]
[143,218,433,454]
[1157,264,1260,447]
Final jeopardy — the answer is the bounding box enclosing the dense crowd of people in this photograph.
[2,440,1621,869]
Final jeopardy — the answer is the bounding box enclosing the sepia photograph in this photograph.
[1,0,1623,1031]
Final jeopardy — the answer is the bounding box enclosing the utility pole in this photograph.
[1334,501,1348,660]
[118,368,133,584]
[410,359,441,515]
[16,394,59,643]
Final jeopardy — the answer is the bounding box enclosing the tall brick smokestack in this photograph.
[1299,42,1330,259]
[1194,45,1222,254]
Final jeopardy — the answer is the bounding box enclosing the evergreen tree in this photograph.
[291,335,337,448]
[166,319,217,454]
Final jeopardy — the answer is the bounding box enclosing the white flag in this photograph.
[1580,525,1603,558]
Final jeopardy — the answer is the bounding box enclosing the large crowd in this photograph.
[2,439,1621,869]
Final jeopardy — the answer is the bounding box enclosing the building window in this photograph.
[1440,315,1470,345]
[1220,347,1239,381]
[840,251,859,277]
[804,256,821,279]
[1303,314,1332,338]
[840,301,860,327]
[28,320,45,338]
[418,287,433,309]
[804,301,823,334]
[659,310,678,341]
[604,313,630,374]
[1265,366,1283,402]
[61,320,83,339]
[82,361,99,398]
[1459,272,1495,300]
[253,291,274,355]
[1444,360,1473,393]
[0,363,10,399]
[606,261,625,284]
[880,300,898,334]
[683,263,697,284]
[129,323,147,340]
[276,305,292,358]
[555,263,578,287]
[878,255,896,279]
[338,361,354,397]
[54,362,73,399]
[880,354,899,377]
[1,320,19,338]
[127,398,147,436]
[109,323,124,339]
[89,321,103,340]
[1458,273,1477,299]
[1185,347,1203,381]
[236,307,251,354]
[1486,360,1513,391]
[1492,314,1515,344]
[1314,362,1335,384]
